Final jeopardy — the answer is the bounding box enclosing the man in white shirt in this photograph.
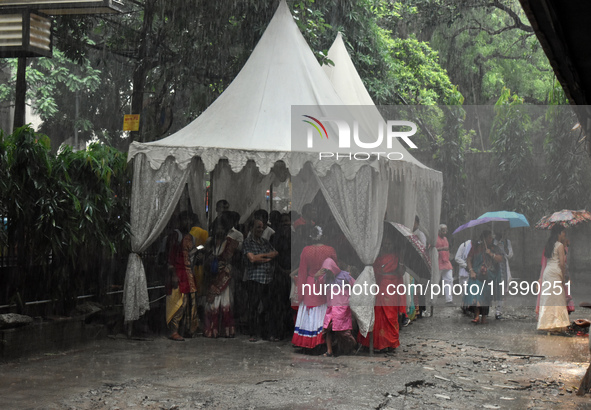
[413,215,427,247]
[494,230,513,320]
[246,209,275,241]
[454,239,472,314]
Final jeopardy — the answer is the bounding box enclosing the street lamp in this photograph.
[0,10,52,58]
[0,0,124,132]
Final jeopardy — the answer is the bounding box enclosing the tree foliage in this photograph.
[432,90,472,230]
[1,0,462,150]
[0,126,130,313]
[405,0,553,105]
[542,83,591,213]
[489,87,543,218]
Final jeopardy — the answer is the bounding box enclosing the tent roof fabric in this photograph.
[127,1,441,190]
[322,32,433,171]
[323,32,376,107]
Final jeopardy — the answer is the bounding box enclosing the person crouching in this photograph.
[315,258,356,357]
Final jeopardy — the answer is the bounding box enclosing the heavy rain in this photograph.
[1,1,591,409]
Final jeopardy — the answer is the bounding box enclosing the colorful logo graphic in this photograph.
[302,115,328,140]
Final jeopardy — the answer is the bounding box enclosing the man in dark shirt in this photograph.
[243,218,278,342]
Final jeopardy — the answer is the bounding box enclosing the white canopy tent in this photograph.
[124,1,442,335]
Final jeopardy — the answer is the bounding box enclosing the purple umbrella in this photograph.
[452,217,509,235]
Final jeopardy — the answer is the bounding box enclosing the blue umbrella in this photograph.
[452,217,509,235]
[477,211,529,228]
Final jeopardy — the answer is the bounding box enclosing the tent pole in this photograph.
[209,170,214,230]
[269,183,273,212]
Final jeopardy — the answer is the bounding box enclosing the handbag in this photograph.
[478,263,488,279]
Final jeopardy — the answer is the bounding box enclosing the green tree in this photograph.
[419,0,553,106]
[295,0,458,105]
[542,82,591,212]
[52,0,279,144]
[431,88,471,229]
[2,1,462,150]
[489,87,543,218]
[0,126,130,313]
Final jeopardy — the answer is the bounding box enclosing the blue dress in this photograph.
[466,250,496,308]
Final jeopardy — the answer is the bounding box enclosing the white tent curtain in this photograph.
[314,163,389,337]
[187,158,207,229]
[416,180,442,294]
[291,162,320,214]
[211,160,274,224]
[123,156,190,322]
[386,177,418,229]
[385,163,442,306]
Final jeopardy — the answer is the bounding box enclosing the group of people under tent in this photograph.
[158,199,428,355]
[159,200,293,342]
[448,222,575,335]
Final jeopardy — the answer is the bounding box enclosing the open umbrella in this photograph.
[477,211,529,228]
[452,217,509,235]
[534,209,591,229]
[385,222,431,279]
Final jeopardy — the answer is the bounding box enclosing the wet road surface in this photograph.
[1,304,591,409]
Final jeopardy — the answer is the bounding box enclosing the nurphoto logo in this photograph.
[293,106,419,161]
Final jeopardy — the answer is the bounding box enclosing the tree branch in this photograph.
[394,92,438,147]
[488,0,533,33]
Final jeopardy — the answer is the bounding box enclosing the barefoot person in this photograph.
[315,258,356,357]
[466,230,503,324]
[292,225,336,350]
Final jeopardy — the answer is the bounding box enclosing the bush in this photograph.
[0,126,130,314]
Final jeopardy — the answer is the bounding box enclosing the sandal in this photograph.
[323,352,334,357]
[471,318,480,324]
[249,337,258,343]
[169,332,185,341]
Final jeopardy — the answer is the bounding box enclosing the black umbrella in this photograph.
[384,221,431,280]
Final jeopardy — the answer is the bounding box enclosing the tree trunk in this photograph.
[130,0,155,143]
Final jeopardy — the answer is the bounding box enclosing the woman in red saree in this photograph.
[358,252,403,352]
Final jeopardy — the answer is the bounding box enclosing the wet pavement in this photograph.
[2,304,591,409]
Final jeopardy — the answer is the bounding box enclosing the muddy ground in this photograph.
[2,304,591,409]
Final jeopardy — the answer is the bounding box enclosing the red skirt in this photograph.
[357,305,400,350]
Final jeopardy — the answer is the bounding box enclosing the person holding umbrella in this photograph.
[493,229,513,320]
[537,224,570,334]
[466,230,503,324]
[357,242,404,353]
